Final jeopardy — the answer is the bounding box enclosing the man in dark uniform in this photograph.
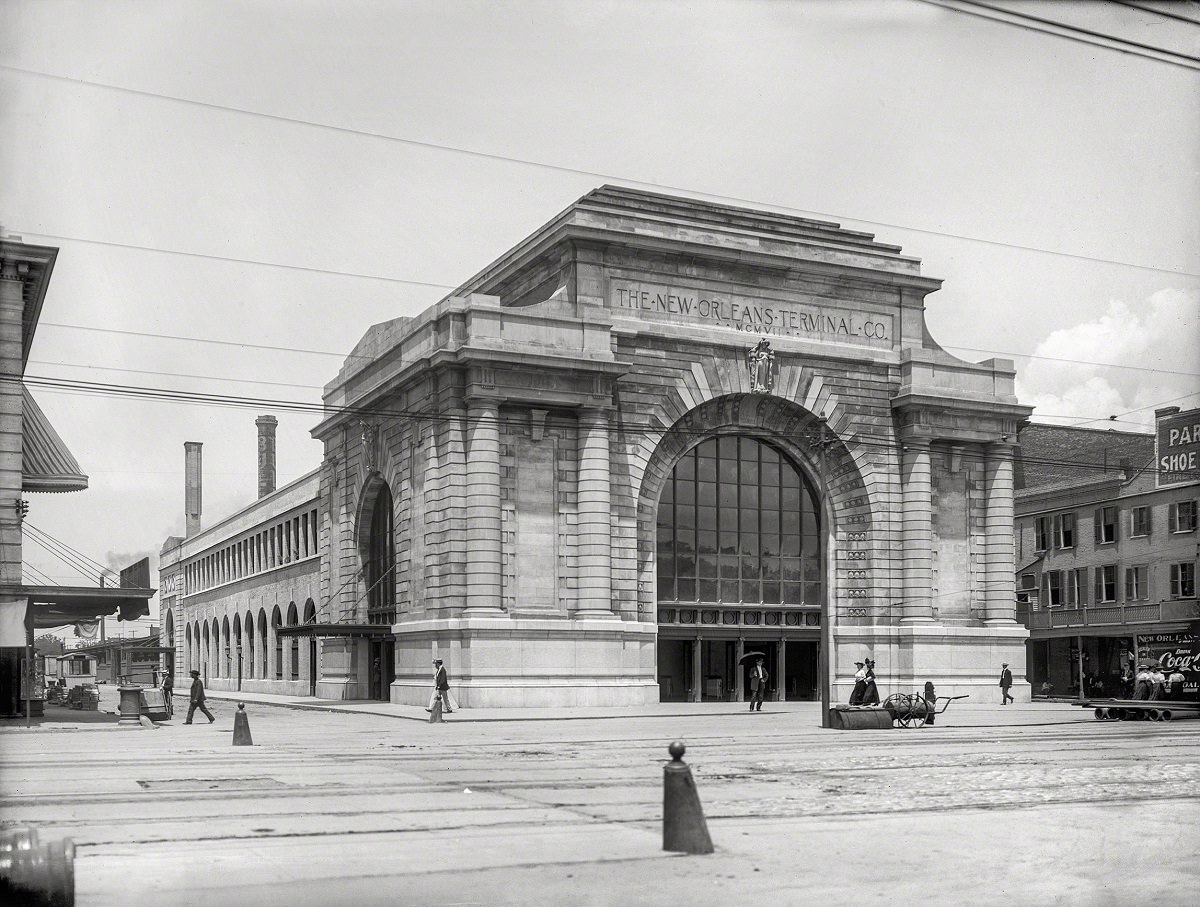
[184,669,215,724]
[748,657,768,711]
[162,668,174,717]
[999,662,1014,705]
[432,659,452,713]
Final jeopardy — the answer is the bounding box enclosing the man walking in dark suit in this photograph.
[748,657,768,711]
[999,662,1014,705]
[184,669,215,724]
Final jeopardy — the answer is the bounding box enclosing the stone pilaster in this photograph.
[465,400,503,613]
[983,442,1016,623]
[0,260,24,589]
[900,440,934,621]
[575,407,614,618]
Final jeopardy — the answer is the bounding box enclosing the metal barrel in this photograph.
[1094,708,1107,720]
[1147,709,1161,721]
[1161,710,1172,721]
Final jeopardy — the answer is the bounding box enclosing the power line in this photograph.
[918,0,1200,70]
[12,372,1198,481]
[4,65,1199,279]
[24,522,112,578]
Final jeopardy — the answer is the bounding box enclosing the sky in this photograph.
[1,0,1197,636]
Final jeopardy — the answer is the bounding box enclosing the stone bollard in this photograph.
[232,703,253,746]
[663,741,713,855]
[429,696,444,723]
[116,686,143,726]
[0,825,75,906]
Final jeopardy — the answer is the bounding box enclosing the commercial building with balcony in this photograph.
[1014,406,1200,699]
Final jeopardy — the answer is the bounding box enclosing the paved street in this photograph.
[2,691,1197,907]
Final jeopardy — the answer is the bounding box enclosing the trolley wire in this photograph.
[12,372,1200,482]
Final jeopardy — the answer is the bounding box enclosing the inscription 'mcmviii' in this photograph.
[612,283,892,346]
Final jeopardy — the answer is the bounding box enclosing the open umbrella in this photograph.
[738,651,768,664]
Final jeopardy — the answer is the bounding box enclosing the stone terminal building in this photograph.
[306,186,1033,706]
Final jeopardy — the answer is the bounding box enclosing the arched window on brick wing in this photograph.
[232,614,242,679]
[222,616,231,676]
[201,623,210,680]
[287,602,299,680]
[211,618,221,678]
[185,623,192,672]
[163,609,174,677]
[244,613,255,679]
[271,606,283,680]
[258,609,268,681]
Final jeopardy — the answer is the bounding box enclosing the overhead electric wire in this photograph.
[24,522,112,579]
[916,0,1200,70]
[11,371,1199,482]
[23,563,58,586]
[23,530,107,586]
[4,63,1199,279]
[31,321,1200,381]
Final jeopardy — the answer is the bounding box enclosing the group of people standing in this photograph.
[849,658,880,706]
[1131,663,1187,701]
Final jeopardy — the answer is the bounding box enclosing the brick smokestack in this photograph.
[256,415,277,499]
[184,442,202,537]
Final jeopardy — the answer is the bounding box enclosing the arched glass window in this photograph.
[272,606,283,680]
[185,624,193,671]
[258,610,268,679]
[366,484,396,625]
[222,616,231,676]
[244,614,255,678]
[657,436,821,606]
[211,619,221,678]
[287,603,299,680]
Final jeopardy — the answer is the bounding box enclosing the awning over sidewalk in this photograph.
[22,388,88,493]
[276,623,394,640]
[20,585,155,629]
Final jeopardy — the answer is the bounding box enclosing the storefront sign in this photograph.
[611,282,892,347]
[1156,407,1200,487]
[1137,631,1200,696]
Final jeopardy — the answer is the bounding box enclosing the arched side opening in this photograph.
[287,603,299,681]
[271,606,283,681]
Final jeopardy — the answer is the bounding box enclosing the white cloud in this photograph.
[1016,288,1200,429]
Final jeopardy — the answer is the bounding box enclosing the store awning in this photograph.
[22,388,88,493]
[20,585,155,630]
[276,623,393,640]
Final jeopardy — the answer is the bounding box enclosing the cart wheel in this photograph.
[882,694,903,726]
[910,695,928,728]
[892,694,913,728]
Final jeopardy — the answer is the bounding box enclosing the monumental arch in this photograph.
[312,186,1032,707]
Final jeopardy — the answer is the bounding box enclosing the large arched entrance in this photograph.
[656,433,823,702]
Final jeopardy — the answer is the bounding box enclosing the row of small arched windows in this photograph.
[182,600,316,681]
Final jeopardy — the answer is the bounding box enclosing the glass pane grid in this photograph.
[659,437,819,607]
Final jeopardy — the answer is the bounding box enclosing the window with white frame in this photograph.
[1170,562,1196,599]
[1094,506,1118,544]
[1065,568,1087,607]
[1042,570,1063,607]
[1169,500,1197,533]
[1034,516,1051,552]
[1130,505,1151,538]
[1054,512,1076,549]
[1124,565,1149,602]
[1094,564,1117,603]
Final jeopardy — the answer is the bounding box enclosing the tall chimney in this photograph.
[256,415,277,498]
[184,442,202,537]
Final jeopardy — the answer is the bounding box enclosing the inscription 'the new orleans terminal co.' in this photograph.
[613,284,892,344]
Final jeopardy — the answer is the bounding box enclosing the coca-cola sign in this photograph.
[1137,631,1200,696]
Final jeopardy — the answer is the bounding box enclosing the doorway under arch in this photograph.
[655,433,825,703]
